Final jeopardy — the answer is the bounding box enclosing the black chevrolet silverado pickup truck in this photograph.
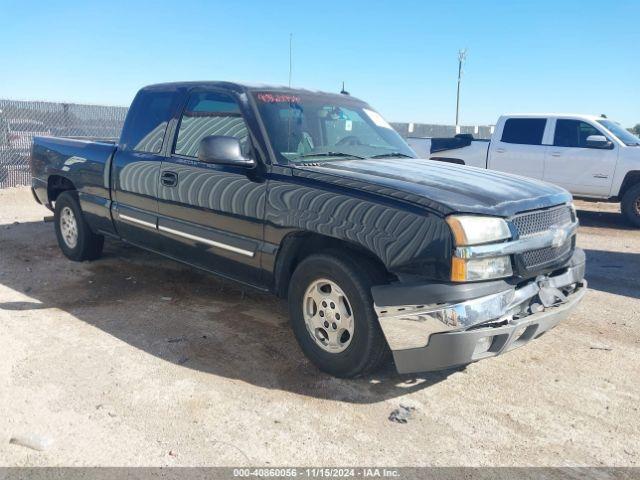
[30,82,586,377]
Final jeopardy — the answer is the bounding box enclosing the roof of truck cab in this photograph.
[141,81,367,103]
[500,113,607,121]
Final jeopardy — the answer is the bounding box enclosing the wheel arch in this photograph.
[272,231,394,298]
[47,175,77,204]
[619,171,640,199]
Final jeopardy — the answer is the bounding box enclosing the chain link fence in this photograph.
[0,100,128,188]
[0,99,493,189]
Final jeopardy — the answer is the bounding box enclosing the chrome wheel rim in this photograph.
[60,206,78,249]
[302,278,354,353]
[635,196,640,216]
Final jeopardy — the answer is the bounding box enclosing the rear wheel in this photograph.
[54,191,104,261]
[621,183,640,228]
[288,252,389,378]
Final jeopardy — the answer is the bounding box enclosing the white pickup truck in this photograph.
[407,114,640,226]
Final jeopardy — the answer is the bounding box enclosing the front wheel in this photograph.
[288,253,389,378]
[54,191,104,261]
[621,183,640,228]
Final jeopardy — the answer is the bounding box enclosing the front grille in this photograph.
[512,204,573,237]
[511,205,575,274]
[520,238,574,269]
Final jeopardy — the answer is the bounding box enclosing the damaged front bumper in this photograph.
[372,249,586,374]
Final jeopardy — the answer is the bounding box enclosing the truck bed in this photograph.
[31,135,117,235]
[407,136,489,168]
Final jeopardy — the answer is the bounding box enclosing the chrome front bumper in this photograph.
[373,249,586,373]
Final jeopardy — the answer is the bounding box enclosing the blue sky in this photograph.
[1,0,638,126]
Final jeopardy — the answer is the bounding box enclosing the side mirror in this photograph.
[197,135,256,167]
[585,135,613,149]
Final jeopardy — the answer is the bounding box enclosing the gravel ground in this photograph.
[0,187,638,467]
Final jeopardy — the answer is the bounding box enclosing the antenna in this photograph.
[288,33,293,88]
[455,48,468,127]
[340,81,350,95]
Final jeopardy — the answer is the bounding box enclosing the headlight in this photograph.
[446,215,513,282]
[451,256,513,282]
[446,215,511,246]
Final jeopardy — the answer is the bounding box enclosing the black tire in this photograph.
[288,252,390,378]
[621,183,640,228]
[54,191,104,261]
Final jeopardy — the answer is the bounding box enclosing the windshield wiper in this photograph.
[298,151,366,160]
[368,152,415,159]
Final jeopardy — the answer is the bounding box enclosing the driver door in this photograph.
[156,89,268,287]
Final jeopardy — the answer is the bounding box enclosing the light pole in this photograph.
[288,33,293,88]
[455,49,467,128]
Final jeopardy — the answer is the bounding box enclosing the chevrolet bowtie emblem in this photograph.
[550,227,567,248]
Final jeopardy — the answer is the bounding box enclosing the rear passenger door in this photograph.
[488,118,548,179]
[112,88,180,251]
[544,119,617,197]
[156,90,267,287]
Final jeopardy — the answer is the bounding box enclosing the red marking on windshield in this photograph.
[256,93,300,104]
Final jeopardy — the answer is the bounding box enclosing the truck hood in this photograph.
[293,158,572,217]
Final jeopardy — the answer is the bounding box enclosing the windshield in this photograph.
[597,119,640,146]
[252,91,416,163]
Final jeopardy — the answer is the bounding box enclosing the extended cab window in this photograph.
[174,92,249,158]
[121,91,175,154]
[501,118,546,145]
[554,120,602,148]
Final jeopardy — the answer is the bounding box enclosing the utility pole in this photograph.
[288,33,293,88]
[455,49,467,127]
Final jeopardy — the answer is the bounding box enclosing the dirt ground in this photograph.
[0,187,638,467]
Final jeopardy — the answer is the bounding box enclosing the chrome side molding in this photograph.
[117,211,254,258]
[158,225,254,258]
[119,214,157,229]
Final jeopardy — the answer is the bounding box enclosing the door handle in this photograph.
[551,152,561,157]
[495,148,506,153]
[161,171,178,187]
[593,174,609,179]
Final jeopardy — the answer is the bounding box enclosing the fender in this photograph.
[263,167,453,283]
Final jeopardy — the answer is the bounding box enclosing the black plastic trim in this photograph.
[372,278,513,308]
